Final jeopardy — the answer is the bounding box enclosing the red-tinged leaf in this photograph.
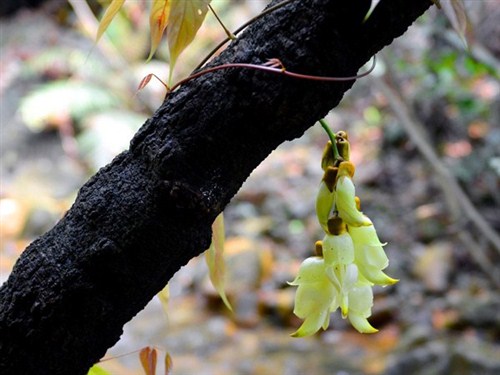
[139,346,157,375]
[138,74,154,91]
[164,352,173,375]
[204,213,232,311]
[147,0,171,61]
[440,0,469,48]
[96,0,126,42]
[167,0,211,81]
[137,73,169,92]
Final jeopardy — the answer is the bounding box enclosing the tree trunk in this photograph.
[0,0,432,373]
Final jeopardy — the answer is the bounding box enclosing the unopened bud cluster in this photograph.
[290,131,398,337]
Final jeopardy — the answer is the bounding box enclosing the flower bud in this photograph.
[336,138,350,161]
[336,130,349,141]
[347,284,378,333]
[335,172,371,227]
[321,141,335,171]
[316,179,335,233]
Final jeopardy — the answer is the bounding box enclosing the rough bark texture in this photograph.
[0,1,432,373]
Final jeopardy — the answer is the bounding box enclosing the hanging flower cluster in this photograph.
[290,129,398,337]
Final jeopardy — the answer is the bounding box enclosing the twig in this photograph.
[194,0,297,71]
[458,232,500,288]
[167,57,376,98]
[208,4,236,40]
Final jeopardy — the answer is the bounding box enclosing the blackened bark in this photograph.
[0,0,433,374]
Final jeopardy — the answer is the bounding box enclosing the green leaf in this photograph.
[96,0,126,42]
[204,213,233,311]
[147,0,171,61]
[167,0,211,82]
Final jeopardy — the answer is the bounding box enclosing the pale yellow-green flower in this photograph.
[291,133,398,337]
[349,216,398,286]
[322,218,357,315]
[345,281,378,333]
[289,257,336,337]
[335,162,371,227]
[322,219,354,266]
[326,263,358,317]
[315,166,337,233]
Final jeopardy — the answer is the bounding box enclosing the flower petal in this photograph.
[357,264,399,286]
[335,176,371,227]
[322,232,355,266]
[316,181,335,233]
[291,311,329,337]
[348,312,378,333]
[348,220,386,247]
[288,257,325,285]
[354,243,389,270]
[349,284,374,315]
[293,282,333,318]
[292,277,336,337]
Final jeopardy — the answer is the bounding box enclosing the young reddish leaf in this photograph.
[96,0,126,42]
[137,73,169,92]
[138,74,154,91]
[204,213,233,311]
[139,346,157,375]
[440,0,469,48]
[167,0,211,81]
[164,352,173,375]
[147,0,172,61]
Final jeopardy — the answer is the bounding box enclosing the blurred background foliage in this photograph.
[1,1,499,374]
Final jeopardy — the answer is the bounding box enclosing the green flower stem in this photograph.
[319,119,340,160]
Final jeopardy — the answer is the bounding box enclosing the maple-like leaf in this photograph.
[96,0,126,42]
[204,213,232,311]
[148,0,171,61]
[167,0,211,81]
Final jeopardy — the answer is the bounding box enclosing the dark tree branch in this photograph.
[0,1,433,374]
